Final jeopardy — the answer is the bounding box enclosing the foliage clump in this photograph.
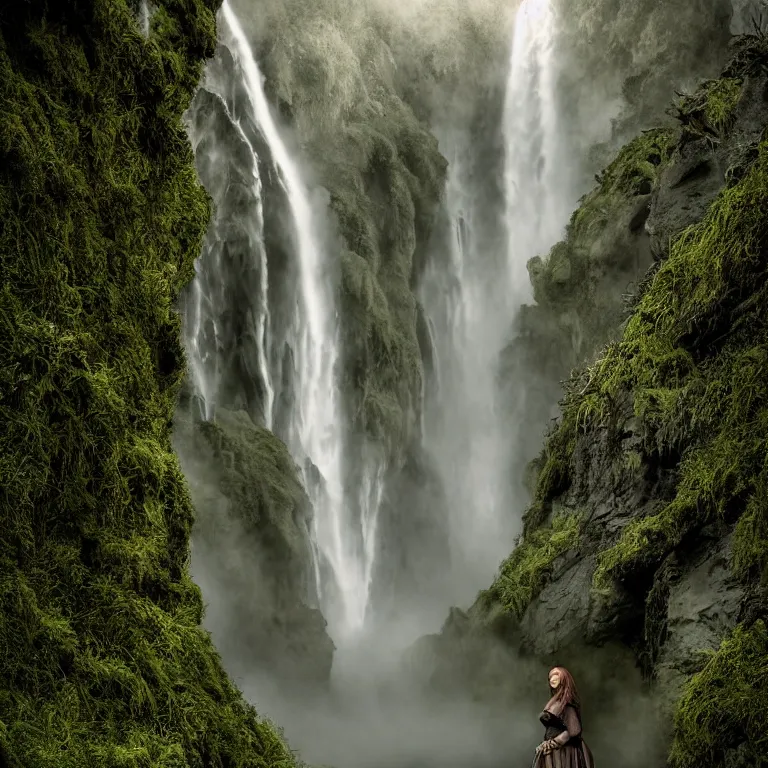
[591,127,676,200]
[0,1,300,765]
[488,514,581,619]
[669,621,768,768]
[669,77,743,138]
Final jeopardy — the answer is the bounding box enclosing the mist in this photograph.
[172,0,745,766]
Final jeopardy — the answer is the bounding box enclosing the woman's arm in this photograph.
[552,706,582,747]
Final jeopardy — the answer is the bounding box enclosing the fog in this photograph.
[173,0,747,766]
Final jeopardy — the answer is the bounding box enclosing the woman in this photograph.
[533,667,594,768]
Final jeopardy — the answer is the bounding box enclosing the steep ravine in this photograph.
[414,33,768,768]
[4,1,768,767]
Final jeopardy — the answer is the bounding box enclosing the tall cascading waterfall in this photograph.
[503,0,576,295]
[182,0,385,640]
[420,133,519,601]
[421,0,580,601]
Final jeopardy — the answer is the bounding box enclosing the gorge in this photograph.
[2,0,767,767]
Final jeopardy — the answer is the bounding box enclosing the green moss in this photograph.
[565,127,675,239]
[587,137,768,588]
[529,414,579,511]
[489,514,582,619]
[195,410,309,559]
[669,621,768,767]
[0,2,300,765]
[325,115,445,453]
[673,77,743,138]
[595,127,676,197]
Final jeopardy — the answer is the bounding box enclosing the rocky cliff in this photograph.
[413,31,768,768]
[0,1,303,764]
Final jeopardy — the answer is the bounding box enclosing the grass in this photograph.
[669,620,768,768]
[488,514,582,619]
[0,1,302,765]
[670,77,743,138]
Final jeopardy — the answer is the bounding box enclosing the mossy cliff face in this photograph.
[557,0,734,144]
[414,34,768,768]
[175,39,335,685]
[0,1,300,765]
[241,0,511,458]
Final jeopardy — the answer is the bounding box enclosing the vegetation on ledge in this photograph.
[671,76,743,138]
[0,1,300,765]
[487,514,582,620]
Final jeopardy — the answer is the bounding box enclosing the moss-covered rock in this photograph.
[669,619,768,768]
[0,1,301,764]
[174,406,335,688]
[486,514,582,620]
[521,37,768,764]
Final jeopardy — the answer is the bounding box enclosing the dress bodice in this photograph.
[539,707,583,746]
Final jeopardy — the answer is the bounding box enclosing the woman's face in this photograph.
[549,669,561,689]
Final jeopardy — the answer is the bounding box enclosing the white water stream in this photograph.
[504,0,576,286]
[184,1,384,640]
[421,0,578,600]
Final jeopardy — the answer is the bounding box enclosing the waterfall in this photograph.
[503,0,574,290]
[421,0,577,601]
[421,135,518,601]
[184,0,384,639]
[139,0,152,37]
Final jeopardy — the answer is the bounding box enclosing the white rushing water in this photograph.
[185,0,384,639]
[503,0,575,288]
[421,0,576,600]
[421,136,518,600]
[138,0,152,37]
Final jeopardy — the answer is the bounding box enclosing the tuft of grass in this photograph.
[671,77,743,138]
[0,1,302,765]
[668,621,768,768]
[592,127,676,197]
[488,514,582,619]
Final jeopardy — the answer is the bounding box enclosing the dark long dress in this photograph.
[532,705,594,768]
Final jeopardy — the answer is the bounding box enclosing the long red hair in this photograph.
[545,666,580,716]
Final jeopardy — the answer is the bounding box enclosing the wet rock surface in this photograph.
[648,73,768,260]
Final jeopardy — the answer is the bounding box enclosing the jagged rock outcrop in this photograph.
[413,34,768,768]
[0,0,304,765]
